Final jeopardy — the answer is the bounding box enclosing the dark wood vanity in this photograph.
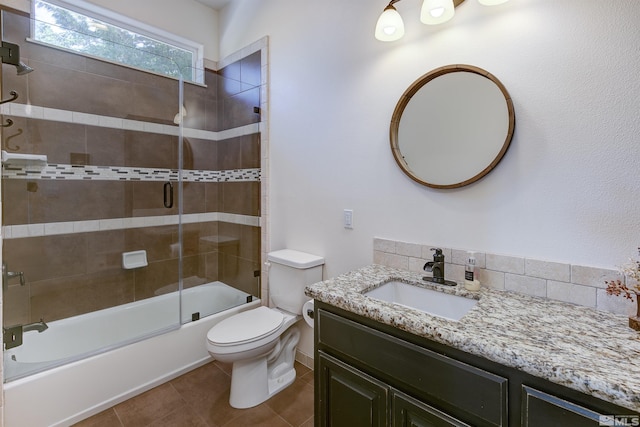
[314,301,638,427]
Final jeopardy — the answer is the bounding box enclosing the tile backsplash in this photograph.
[374,238,635,316]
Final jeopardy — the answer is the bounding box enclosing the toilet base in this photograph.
[228,327,300,409]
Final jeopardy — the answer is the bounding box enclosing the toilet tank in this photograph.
[268,249,324,314]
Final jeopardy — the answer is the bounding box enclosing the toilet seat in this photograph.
[207,306,284,347]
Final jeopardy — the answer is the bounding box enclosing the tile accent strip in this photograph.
[2,164,260,183]
[3,212,260,239]
[0,103,260,142]
[373,237,635,317]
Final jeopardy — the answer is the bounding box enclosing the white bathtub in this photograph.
[3,281,261,427]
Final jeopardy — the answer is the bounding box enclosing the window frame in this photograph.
[30,0,205,84]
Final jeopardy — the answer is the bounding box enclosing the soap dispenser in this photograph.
[464,251,481,291]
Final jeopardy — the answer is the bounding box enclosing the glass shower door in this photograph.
[0,7,265,382]
[177,61,263,322]
[1,10,183,380]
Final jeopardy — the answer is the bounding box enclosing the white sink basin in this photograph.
[364,281,478,321]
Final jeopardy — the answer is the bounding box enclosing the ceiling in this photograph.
[195,0,232,10]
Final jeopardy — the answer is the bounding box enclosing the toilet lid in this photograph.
[207,306,284,346]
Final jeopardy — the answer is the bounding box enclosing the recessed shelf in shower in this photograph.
[122,250,148,269]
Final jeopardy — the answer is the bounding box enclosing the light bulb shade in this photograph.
[420,0,455,25]
[478,0,509,5]
[375,5,405,42]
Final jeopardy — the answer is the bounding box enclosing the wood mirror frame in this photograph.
[390,64,515,189]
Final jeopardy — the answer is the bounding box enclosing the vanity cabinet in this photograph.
[318,351,472,427]
[314,301,638,427]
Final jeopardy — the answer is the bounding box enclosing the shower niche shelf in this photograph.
[122,250,148,269]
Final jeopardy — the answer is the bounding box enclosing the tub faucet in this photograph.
[23,318,48,333]
[2,262,25,289]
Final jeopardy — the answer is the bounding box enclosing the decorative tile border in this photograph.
[373,237,635,317]
[2,163,260,183]
[0,102,260,142]
[2,212,260,239]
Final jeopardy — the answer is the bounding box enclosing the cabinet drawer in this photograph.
[318,309,508,427]
[393,389,472,427]
[521,386,608,427]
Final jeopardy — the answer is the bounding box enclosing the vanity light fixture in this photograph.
[420,0,456,25]
[375,0,510,42]
[374,1,405,42]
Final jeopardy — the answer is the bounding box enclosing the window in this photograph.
[32,0,204,84]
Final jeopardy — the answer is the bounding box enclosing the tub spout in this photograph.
[3,319,47,350]
[23,319,48,333]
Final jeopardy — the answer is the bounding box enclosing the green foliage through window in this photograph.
[33,0,200,83]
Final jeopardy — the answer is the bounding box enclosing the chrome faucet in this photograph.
[2,262,25,288]
[23,318,48,333]
[423,248,456,286]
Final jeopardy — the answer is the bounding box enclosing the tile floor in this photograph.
[73,360,314,427]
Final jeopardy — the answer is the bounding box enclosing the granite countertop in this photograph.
[304,264,640,412]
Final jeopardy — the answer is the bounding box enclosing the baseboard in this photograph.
[295,349,314,370]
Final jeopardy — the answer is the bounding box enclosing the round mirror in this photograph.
[390,65,515,189]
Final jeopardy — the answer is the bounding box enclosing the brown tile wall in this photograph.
[218,51,262,129]
[2,13,260,130]
[1,10,262,326]
[3,220,260,324]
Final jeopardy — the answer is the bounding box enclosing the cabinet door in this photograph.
[522,386,606,427]
[317,309,507,426]
[317,351,389,427]
[393,390,472,427]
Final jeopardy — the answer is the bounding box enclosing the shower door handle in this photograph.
[163,181,173,208]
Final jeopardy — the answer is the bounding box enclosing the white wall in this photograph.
[219,0,640,279]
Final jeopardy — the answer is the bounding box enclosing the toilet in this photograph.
[206,249,324,409]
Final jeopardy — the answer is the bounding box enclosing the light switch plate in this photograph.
[344,209,353,229]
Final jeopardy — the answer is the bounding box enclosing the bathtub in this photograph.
[3,281,261,427]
